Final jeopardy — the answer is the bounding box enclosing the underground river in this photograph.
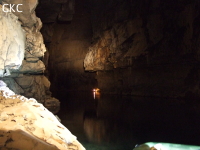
[56,90,200,150]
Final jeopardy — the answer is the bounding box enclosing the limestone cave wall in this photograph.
[37,0,96,95]
[0,0,60,113]
[84,0,200,98]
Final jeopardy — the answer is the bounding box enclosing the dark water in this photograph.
[57,91,200,150]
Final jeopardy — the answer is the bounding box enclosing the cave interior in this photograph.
[1,0,200,149]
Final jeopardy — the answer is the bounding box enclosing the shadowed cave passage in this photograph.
[35,0,200,149]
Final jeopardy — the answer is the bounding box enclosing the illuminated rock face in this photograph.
[2,0,38,28]
[0,81,85,150]
[0,5,25,77]
[84,19,146,71]
[0,1,59,112]
[84,0,200,98]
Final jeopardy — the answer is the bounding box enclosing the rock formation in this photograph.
[0,1,87,148]
[0,81,85,150]
[36,0,96,94]
[0,5,25,77]
[84,0,200,98]
[0,1,60,113]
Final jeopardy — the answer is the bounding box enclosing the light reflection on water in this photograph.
[93,88,100,100]
[57,91,200,150]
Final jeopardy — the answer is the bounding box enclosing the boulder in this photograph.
[0,81,85,150]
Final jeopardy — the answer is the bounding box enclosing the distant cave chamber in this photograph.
[36,0,200,99]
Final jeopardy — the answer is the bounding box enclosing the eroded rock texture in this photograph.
[2,0,38,28]
[0,5,25,77]
[84,0,200,98]
[0,82,85,150]
[0,0,60,113]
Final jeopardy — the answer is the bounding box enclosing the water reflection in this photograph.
[84,116,107,143]
[83,109,136,149]
[83,94,200,147]
[58,91,200,150]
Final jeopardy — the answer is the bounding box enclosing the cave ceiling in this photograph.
[36,0,75,23]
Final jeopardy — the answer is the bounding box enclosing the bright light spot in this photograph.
[93,88,100,92]
[93,88,100,99]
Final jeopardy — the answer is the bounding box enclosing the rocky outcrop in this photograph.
[17,60,45,74]
[84,0,200,98]
[24,20,46,58]
[0,81,85,150]
[84,18,146,71]
[0,5,25,77]
[2,0,38,28]
[0,0,60,113]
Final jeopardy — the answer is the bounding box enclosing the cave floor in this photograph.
[56,91,200,150]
